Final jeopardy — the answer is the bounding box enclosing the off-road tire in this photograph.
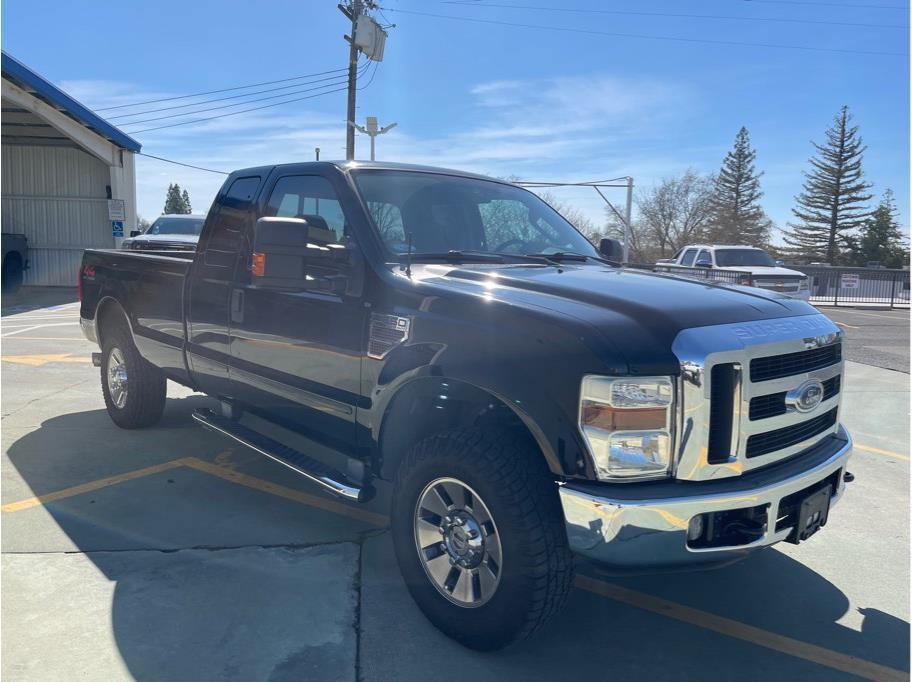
[100,321,166,429]
[391,427,574,651]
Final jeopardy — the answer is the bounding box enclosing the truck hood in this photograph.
[716,265,805,277]
[410,262,816,374]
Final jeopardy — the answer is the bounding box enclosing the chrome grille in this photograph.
[672,314,843,481]
[746,408,838,458]
[749,375,840,421]
[751,344,842,382]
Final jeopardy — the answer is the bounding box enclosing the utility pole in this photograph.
[350,116,397,161]
[343,0,362,161]
[340,1,388,161]
[624,176,633,263]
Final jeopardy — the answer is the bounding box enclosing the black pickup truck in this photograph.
[80,161,852,650]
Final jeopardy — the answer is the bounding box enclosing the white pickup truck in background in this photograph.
[656,244,810,300]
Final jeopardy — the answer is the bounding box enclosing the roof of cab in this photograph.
[230,160,505,184]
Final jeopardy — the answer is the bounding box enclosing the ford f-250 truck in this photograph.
[79,161,852,650]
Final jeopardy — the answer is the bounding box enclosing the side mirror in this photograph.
[130,230,142,237]
[695,257,712,268]
[251,216,349,291]
[598,238,624,262]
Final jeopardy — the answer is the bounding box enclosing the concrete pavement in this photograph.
[1,290,908,681]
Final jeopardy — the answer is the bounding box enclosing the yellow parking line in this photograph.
[3,454,907,680]
[835,321,860,329]
[574,576,908,682]
[855,443,910,461]
[1,458,195,512]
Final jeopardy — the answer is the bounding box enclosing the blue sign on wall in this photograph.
[112,220,124,237]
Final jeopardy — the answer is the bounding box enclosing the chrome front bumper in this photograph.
[559,426,852,569]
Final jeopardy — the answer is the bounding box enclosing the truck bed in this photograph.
[80,249,194,383]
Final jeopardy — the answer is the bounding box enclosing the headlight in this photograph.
[579,376,675,481]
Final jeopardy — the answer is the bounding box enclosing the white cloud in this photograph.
[76,72,698,226]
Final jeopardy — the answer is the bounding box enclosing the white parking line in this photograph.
[1,322,79,337]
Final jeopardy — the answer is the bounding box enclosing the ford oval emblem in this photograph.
[786,379,825,413]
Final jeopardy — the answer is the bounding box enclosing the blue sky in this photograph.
[3,0,909,240]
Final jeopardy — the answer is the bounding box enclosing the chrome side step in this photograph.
[192,408,370,502]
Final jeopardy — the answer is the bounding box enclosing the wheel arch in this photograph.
[376,376,563,481]
[94,296,133,348]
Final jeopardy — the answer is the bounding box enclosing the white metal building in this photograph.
[1,51,140,286]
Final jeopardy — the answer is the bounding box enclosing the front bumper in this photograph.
[559,425,852,569]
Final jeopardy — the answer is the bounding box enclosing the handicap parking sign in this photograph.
[112,220,124,237]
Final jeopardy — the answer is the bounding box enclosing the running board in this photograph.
[192,408,370,502]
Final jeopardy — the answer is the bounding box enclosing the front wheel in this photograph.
[391,428,573,651]
[100,325,166,429]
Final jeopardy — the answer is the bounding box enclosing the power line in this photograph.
[381,7,908,56]
[110,64,372,121]
[137,152,229,174]
[439,1,907,29]
[120,79,349,127]
[95,66,350,112]
[128,86,349,134]
[741,0,908,9]
[358,61,381,90]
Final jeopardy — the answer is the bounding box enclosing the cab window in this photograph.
[680,248,698,266]
[265,175,346,242]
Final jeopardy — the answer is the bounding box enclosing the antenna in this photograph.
[405,232,413,278]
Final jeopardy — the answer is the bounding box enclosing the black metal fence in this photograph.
[791,266,910,308]
[652,264,754,285]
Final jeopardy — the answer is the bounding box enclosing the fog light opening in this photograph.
[687,504,769,549]
[687,514,705,542]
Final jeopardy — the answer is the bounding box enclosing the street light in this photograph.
[349,116,398,161]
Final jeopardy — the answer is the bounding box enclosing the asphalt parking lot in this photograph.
[821,307,910,373]
[1,289,909,681]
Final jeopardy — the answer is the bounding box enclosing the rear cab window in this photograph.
[680,249,698,266]
[201,175,262,270]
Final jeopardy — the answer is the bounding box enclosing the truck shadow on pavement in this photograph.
[4,398,910,680]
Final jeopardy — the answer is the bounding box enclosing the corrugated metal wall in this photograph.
[1,145,111,286]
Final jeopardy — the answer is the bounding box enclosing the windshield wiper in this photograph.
[525,251,618,266]
[398,250,560,267]
[398,250,506,264]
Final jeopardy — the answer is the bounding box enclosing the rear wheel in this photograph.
[391,428,573,651]
[100,322,166,429]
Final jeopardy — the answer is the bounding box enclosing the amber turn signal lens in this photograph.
[251,252,266,277]
[580,401,667,431]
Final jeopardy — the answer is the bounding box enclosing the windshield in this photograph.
[352,170,598,259]
[147,217,205,236]
[714,248,775,267]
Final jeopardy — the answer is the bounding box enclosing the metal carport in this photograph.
[1,51,141,286]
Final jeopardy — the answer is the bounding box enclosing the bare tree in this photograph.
[535,191,598,241]
[605,170,713,262]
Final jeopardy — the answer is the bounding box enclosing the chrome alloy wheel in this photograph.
[414,477,502,607]
[107,347,129,409]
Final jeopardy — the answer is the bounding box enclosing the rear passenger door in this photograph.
[186,175,262,398]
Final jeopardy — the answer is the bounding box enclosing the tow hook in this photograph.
[91,352,102,367]
[843,471,855,483]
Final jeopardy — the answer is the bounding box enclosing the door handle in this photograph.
[231,289,244,323]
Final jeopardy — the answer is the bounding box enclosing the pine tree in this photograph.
[851,189,909,268]
[163,183,191,214]
[784,105,872,263]
[706,127,772,246]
